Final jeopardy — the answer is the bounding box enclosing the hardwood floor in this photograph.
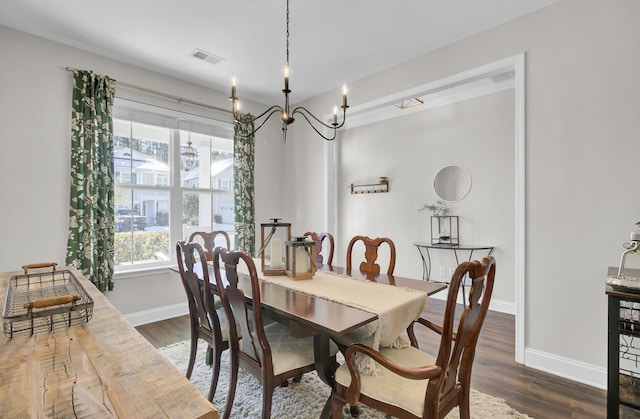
[136,297,607,418]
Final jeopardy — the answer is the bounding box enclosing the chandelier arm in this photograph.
[234,105,284,125]
[291,106,347,130]
[292,110,338,141]
[235,107,285,139]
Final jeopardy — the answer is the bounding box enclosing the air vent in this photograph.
[190,49,224,65]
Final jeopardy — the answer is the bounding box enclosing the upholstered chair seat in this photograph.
[266,321,338,375]
[335,345,435,417]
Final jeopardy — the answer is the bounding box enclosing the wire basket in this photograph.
[2,265,94,338]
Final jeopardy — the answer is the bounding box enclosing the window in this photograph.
[113,100,234,271]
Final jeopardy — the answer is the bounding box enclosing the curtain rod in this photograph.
[65,67,231,115]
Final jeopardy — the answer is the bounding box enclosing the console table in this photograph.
[606,266,640,418]
[414,242,494,302]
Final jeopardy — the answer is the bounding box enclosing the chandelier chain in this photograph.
[285,0,289,67]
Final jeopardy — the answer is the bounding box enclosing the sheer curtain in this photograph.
[65,70,116,292]
[233,115,255,255]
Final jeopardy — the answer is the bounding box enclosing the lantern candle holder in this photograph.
[285,236,317,280]
[259,218,291,276]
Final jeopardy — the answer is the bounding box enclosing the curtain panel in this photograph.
[65,70,116,292]
[233,116,255,255]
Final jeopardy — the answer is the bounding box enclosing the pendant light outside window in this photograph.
[180,123,198,170]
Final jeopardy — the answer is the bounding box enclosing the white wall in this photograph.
[285,0,640,388]
[337,90,515,304]
[0,25,284,316]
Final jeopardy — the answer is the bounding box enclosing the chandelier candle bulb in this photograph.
[284,66,289,91]
[342,83,348,107]
[231,75,236,98]
[333,106,338,124]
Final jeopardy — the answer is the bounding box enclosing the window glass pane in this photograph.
[114,121,170,187]
[183,191,234,249]
[114,190,170,266]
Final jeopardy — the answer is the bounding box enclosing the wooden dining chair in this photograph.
[303,231,335,266]
[212,247,338,419]
[176,241,231,402]
[331,256,496,419]
[346,235,396,276]
[188,230,231,260]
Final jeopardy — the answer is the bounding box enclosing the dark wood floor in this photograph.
[136,297,607,418]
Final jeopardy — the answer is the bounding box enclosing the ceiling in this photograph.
[0,0,559,106]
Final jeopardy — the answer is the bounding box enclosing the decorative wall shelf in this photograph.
[350,177,389,194]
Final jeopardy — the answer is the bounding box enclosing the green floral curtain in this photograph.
[65,70,116,292]
[234,115,255,255]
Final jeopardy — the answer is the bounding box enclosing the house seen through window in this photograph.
[113,108,234,270]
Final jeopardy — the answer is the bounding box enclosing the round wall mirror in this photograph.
[433,165,472,202]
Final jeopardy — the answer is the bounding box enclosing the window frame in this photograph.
[112,99,234,274]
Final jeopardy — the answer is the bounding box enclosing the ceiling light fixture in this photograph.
[394,97,424,109]
[230,0,349,143]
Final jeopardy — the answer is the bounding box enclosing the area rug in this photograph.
[159,340,530,418]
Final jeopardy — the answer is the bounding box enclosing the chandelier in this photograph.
[230,0,349,142]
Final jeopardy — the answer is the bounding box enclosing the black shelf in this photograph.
[607,282,640,418]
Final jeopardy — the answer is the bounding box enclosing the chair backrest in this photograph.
[303,231,335,266]
[346,235,396,275]
[212,248,273,373]
[188,231,231,260]
[176,241,220,338]
[426,256,496,415]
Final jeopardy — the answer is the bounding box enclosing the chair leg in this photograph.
[261,385,274,419]
[186,334,198,379]
[331,392,347,419]
[222,353,239,419]
[292,374,302,383]
[206,345,214,366]
[459,391,471,419]
[207,346,223,402]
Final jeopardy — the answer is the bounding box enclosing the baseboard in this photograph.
[525,347,606,390]
[123,302,189,327]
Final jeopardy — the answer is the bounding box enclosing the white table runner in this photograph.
[235,258,428,374]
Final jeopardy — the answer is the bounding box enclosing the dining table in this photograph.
[0,265,217,419]
[190,258,446,418]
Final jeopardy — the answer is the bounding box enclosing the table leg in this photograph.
[415,245,432,280]
[314,334,335,419]
[314,333,336,386]
[453,249,466,303]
